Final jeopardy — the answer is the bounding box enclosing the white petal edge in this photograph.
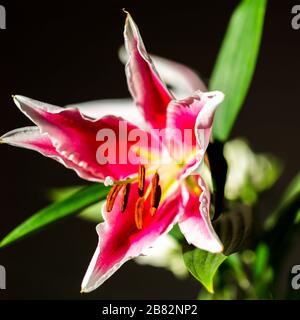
[0,126,101,182]
[66,98,148,130]
[182,90,225,178]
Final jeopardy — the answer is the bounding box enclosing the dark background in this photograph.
[0,0,299,299]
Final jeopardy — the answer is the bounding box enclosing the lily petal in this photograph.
[179,176,223,253]
[66,98,148,130]
[119,46,206,98]
[10,95,149,181]
[0,126,57,155]
[124,13,173,129]
[0,126,99,181]
[195,91,225,151]
[167,90,224,176]
[166,91,206,162]
[81,180,182,292]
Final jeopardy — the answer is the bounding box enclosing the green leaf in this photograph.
[78,201,104,222]
[265,171,300,230]
[183,245,227,293]
[226,254,251,290]
[168,223,185,242]
[278,171,300,215]
[0,184,109,249]
[263,173,300,275]
[294,209,300,224]
[253,243,273,298]
[254,243,270,279]
[48,185,85,201]
[49,185,104,223]
[210,0,267,141]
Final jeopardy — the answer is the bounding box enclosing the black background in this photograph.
[0,0,299,299]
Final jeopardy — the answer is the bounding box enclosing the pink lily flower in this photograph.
[1,13,224,292]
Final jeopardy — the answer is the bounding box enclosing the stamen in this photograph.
[151,172,160,190]
[135,197,144,230]
[150,172,159,207]
[120,183,130,212]
[150,185,161,216]
[150,172,162,216]
[138,163,145,197]
[106,184,122,212]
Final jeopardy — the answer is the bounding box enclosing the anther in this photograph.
[106,184,123,212]
[151,172,159,190]
[138,163,145,196]
[135,197,144,230]
[150,172,159,207]
[150,172,161,216]
[120,183,130,212]
[150,185,161,216]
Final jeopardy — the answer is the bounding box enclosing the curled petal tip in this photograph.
[122,8,129,15]
[123,9,172,129]
[123,9,132,26]
[80,288,86,294]
[205,90,225,104]
[12,95,23,109]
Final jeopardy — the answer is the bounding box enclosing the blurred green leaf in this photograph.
[168,224,185,242]
[78,202,104,222]
[210,0,267,141]
[197,282,236,300]
[278,171,300,215]
[183,245,227,293]
[265,172,300,229]
[48,185,85,201]
[253,243,273,299]
[0,184,109,249]
[295,209,300,224]
[254,243,269,279]
[49,186,104,223]
[263,172,300,283]
[227,254,251,290]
